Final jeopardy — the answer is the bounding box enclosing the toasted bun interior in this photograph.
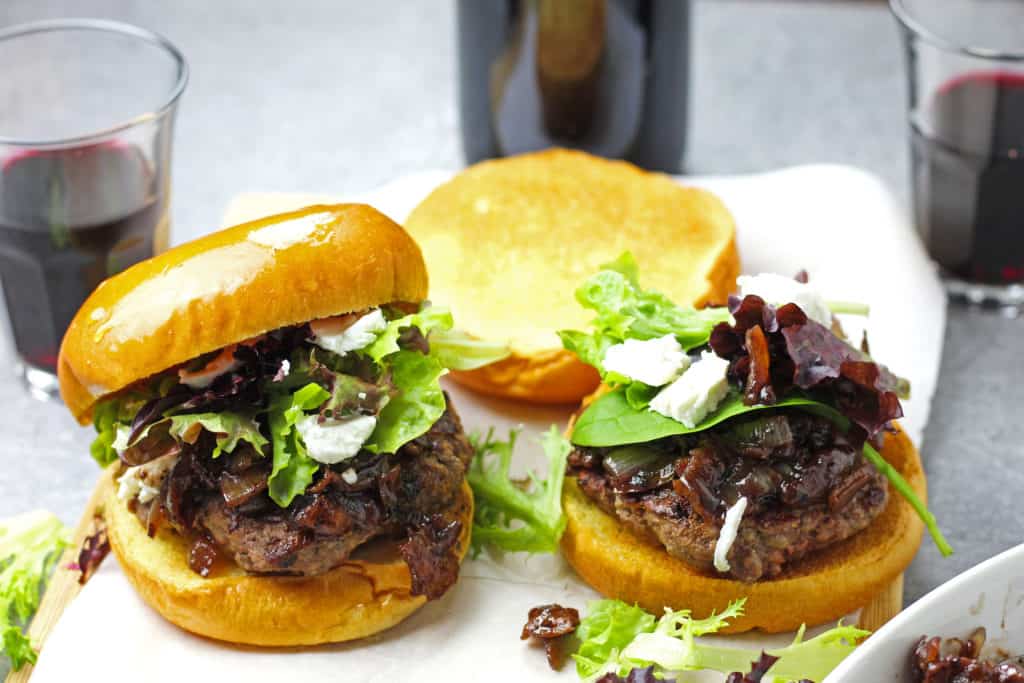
[59,204,427,424]
[105,477,473,647]
[403,149,740,403]
[561,425,925,633]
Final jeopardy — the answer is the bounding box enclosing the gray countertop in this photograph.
[0,0,1020,646]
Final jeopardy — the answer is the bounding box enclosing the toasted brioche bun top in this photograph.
[59,204,427,424]
[403,149,740,356]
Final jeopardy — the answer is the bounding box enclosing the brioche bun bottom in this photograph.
[106,479,473,646]
[561,426,925,633]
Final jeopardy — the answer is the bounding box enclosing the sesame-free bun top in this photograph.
[58,204,428,424]
[403,149,740,403]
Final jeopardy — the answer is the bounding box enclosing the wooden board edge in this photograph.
[857,574,904,632]
[6,469,114,683]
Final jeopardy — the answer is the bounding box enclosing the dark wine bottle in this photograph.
[456,0,690,173]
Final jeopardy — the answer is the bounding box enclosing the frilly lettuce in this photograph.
[165,412,268,458]
[574,600,657,679]
[576,597,867,682]
[467,426,570,554]
[0,511,71,671]
[558,252,731,376]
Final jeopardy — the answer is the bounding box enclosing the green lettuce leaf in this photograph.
[429,329,511,371]
[266,383,330,507]
[467,426,570,554]
[364,305,454,363]
[621,599,866,682]
[89,399,122,467]
[574,600,657,680]
[571,388,822,447]
[166,412,269,458]
[578,598,866,682]
[0,511,71,671]
[365,350,446,454]
[88,392,155,467]
[565,251,732,355]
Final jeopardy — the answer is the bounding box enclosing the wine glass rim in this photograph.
[0,18,189,147]
[890,0,1024,61]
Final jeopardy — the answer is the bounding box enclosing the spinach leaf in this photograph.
[570,388,822,447]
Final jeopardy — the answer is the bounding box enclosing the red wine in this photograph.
[912,72,1024,285]
[0,143,165,372]
[456,0,690,173]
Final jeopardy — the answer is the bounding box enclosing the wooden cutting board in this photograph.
[5,469,114,683]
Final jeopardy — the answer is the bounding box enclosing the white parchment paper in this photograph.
[31,165,945,682]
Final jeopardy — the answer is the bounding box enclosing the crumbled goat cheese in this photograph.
[736,273,832,327]
[649,351,730,428]
[295,414,377,464]
[311,309,387,356]
[714,496,748,573]
[602,334,691,386]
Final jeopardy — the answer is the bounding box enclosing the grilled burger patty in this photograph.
[568,411,888,581]
[130,402,472,585]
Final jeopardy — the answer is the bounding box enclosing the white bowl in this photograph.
[825,543,1024,682]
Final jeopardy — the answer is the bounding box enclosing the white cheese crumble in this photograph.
[341,468,358,485]
[117,466,161,505]
[602,334,691,387]
[311,309,387,356]
[714,496,748,573]
[736,273,832,327]
[649,351,730,428]
[295,414,377,464]
[111,424,132,456]
[178,357,240,389]
[116,453,178,505]
[279,359,291,377]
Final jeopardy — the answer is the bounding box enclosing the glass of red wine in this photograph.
[0,19,187,399]
[893,0,1024,310]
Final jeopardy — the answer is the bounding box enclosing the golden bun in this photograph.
[561,425,925,634]
[105,477,473,646]
[59,204,427,424]
[403,149,740,404]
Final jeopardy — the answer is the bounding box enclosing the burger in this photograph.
[58,204,485,646]
[557,256,950,633]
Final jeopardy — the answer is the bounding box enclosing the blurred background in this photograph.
[2,0,907,239]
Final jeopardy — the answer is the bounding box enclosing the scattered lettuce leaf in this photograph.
[467,426,570,554]
[266,383,330,507]
[165,412,269,458]
[364,305,454,363]
[0,511,71,671]
[429,329,511,371]
[574,600,657,680]
[579,598,866,683]
[365,350,447,454]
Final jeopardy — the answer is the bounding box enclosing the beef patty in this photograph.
[569,411,888,582]
[132,401,473,581]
